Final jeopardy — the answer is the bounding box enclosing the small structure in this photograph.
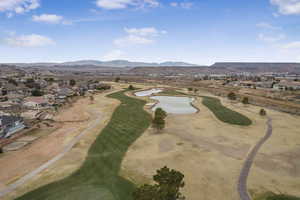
[0,115,25,138]
[24,96,49,110]
[273,81,300,91]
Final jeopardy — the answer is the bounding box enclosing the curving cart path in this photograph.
[238,117,273,200]
[0,114,104,198]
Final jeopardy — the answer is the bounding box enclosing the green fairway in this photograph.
[201,96,252,126]
[157,89,187,96]
[16,90,152,200]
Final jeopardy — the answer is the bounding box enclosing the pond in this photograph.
[135,88,163,97]
[150,96,198,114]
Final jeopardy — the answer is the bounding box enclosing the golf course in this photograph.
[15,90,151,200]
[201,96,252,126]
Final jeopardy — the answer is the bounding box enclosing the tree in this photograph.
[152,108,167,132]
[152,117,165,132]
[89,95,94,104]
[69,79,76,86]
[8,79,18,86]
[128,85,135,90]
[228,92,237,100]
[153,166,185,200]
[260,109,267,116]
[242,97,249,104]
[115,77,121,83]
[188,88,193,92]
[133,184,160,200]
[155,108,167,120]
[31,89,44,96]
[133,166,185,200]
[2,89,7,96]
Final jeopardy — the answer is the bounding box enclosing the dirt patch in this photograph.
[0,89,121,200]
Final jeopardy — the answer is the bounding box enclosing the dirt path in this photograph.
[0,112,104,198]
[238,117,273,200]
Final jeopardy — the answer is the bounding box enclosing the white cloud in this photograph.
[102,50,125,60]
[32,14,64,24]
[170,2,193,9]
[96,0,159,10]
[4,34,55,47]
[258,33,286,42]
[0,0,39,16]
[114,27,166,47]
[282,41,300,49]
[256,22,281,30]
[125,27,166,36]
[271,0,300,15]
[114,34,154,46]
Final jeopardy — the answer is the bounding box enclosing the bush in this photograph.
[260,109,267,116]
[115,77,121,83]
[69,79,76,86]
[128,85,135,90]
[242,97,249,104]
[228,92,237,100]
[31,89,44,96]
[96,84,111,90]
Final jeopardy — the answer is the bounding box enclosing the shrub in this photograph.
[242,97,249,104]
[228,92,237,100]
[260,109,267,116]
[31,89,44,96]
[128,85,135,90]
[69,79,76,86]
[115,77,121,83]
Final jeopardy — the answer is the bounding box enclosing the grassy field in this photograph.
[201,96,252,126]
[157,89,187,96]
[15,90,152,200]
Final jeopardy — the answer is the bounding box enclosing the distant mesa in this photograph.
[1,60,197,68]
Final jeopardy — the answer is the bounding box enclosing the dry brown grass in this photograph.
[121,88,300,200]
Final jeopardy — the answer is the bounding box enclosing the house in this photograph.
[57,88,75,97]
[254,81,274,89]
[23,96,49,110]
[273,81,300,91]
[0,115,25,138]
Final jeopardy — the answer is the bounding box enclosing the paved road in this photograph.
[0,114,104,198]
[238,117,273,200]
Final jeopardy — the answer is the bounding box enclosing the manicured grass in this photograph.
[158,89,187,96]
[201,96,252,126]
[16,90,152,200]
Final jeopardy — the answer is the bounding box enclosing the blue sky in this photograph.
[1,0,300,65]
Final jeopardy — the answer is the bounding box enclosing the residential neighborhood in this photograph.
[0,70,112,143]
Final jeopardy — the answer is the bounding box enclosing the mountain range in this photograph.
[2,60,197,68]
